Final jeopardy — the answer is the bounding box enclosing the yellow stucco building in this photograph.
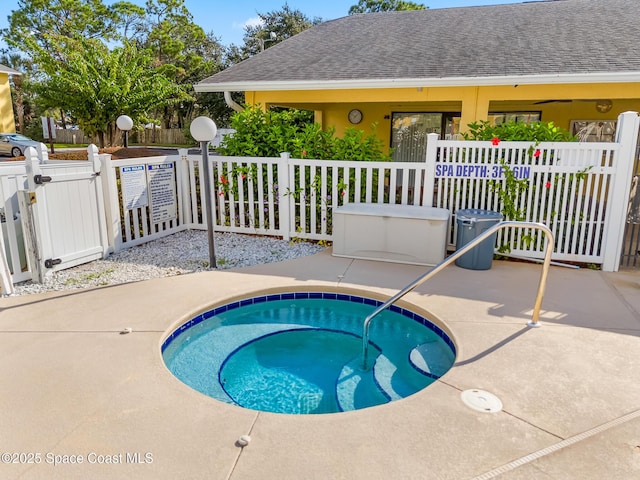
[196,0,640,161]
[0,64,19,133]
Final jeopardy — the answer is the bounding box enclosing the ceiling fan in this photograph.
[533,99,572,104]
[533,99,613,113]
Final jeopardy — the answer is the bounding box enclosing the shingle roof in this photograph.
[0,64,21,76]
[195,0,640,92]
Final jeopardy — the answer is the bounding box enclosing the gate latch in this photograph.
[44,258,62,268]
[34,175,52,184]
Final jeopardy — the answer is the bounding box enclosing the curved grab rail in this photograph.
[361,221,554,370]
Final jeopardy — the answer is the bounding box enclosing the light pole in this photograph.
[190,116,218,268]
[116,115,133,148]
[257,31,277,51]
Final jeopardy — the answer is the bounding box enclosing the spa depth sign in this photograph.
[119,163,177,223]
[435,163,531,179]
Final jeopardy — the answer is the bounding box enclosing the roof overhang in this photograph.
[0,65,22,76]
[194,72,640,93]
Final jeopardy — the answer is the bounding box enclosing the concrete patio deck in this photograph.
[1,250,639,479]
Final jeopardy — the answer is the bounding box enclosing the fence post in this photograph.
[22,147,53,282]
[94,144,122,252]
[177,148,193,226]
[602,111,640,272]
[36,142,49,164]
[87,146,110,258]
[422,133,439,207]
[278,152,291,241]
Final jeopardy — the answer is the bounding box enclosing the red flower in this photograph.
[302,150,307,157]
[341,190,346,197]
[491,137,500,146]
[218,191,224,196]
[534,149,541,158]
[220,175,228,185]
[545,181,551,189]
[241,174,246,179]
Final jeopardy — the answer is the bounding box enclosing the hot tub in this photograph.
[332,203,450,266]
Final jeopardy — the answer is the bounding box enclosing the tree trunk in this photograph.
[12,76,25,134]
[163,105,170,129]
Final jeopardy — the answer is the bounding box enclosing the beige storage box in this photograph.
[332,203,450,266]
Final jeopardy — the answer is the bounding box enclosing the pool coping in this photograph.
[161,288,457,414]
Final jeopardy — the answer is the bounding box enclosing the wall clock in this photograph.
[348,109,363,124]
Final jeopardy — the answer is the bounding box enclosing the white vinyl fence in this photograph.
[1,112,639,287]
[425,134,630,269]
[98,112,638,271]
[0,144,109,289]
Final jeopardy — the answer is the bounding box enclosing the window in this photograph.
[488,112,541,125]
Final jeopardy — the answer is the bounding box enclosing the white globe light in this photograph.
[190,116,217,142]
[116,115,134,131]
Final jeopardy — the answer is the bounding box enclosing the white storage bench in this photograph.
[332,203,450,266]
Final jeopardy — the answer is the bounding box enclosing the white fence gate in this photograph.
[0,145,109,286]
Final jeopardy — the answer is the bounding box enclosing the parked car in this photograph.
[0,133,41,157]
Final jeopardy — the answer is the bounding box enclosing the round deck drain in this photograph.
[461,389,503,413]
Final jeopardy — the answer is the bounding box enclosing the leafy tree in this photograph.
[111,1,147,42]
[212,3,323,126]
[232,3,322,60]
[3,0,126,59]
[137,0,225,128]
[194,92,240,130]
[348,0,427,14]
[34,38,185,147]
[0,53,36,134]
[3,0,227,141]
[3,0,148,132]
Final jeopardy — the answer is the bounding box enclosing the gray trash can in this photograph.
[455,209,503,270]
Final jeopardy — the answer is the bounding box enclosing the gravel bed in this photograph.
[11,230,327,296]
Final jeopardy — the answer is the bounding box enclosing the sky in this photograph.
[0,0,531,49]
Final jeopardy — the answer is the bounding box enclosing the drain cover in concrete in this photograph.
[461,389,503,413]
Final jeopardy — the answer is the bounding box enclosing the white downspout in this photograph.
[224,91,244,112]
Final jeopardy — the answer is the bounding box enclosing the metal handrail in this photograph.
[361,221,554,370]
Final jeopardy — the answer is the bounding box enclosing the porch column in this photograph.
[459,87,491,133]
[314,109,324,129]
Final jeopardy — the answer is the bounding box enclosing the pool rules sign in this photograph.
[120,165,148,210]
[119,163,177,223]
[147,163,177,223]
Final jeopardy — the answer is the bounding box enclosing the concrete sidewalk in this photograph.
[1,252,639,479]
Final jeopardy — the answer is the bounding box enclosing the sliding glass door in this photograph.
[391,112,460,163]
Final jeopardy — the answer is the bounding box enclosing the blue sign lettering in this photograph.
[435,163,530,179]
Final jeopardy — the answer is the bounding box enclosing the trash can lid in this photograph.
[456,209,504,222]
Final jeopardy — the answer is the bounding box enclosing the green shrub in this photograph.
[218,105,390,161]
[217,106,306,157]
[462,120,577,142]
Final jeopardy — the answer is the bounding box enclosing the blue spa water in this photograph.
[162,293,455,414]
